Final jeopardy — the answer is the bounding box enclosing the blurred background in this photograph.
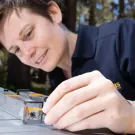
[0,0,134,95]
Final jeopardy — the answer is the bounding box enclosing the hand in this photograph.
[42,71,135,134]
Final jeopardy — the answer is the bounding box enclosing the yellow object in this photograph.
[114,82,121,89]
[25,106,30,117]
[28,107,42,111]
[29,93,43,97]
[6,94,20,97]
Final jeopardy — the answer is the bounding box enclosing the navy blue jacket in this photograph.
[49,18,135,100]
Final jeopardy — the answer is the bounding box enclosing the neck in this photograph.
[58,26,77,73]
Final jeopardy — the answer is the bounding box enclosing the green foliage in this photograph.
[77,0,135,26]
[0,50,8,87]
[31,80,52,95]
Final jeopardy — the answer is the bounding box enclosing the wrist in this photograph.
[126,100,135,134]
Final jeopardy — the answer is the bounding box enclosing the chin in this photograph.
[42,65,57,72]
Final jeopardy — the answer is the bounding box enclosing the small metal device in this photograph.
[17,89,48,102]
[0,89,44,124]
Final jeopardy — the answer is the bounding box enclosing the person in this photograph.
[0,0,135,134]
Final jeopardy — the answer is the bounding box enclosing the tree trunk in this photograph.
[62,0,77,31]
[7,54,31,90]
[89,0,96,25]
[118,0,125,19]
[128,0,135,19]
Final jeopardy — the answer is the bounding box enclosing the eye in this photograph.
[24,28,33,41]
[14,47,20,54]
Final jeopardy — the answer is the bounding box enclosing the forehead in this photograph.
[1,9,41,48]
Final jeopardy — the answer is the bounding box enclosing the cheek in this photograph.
[33,35,50,48]
[35,27,52,46]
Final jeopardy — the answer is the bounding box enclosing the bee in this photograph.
[30,112,36,119]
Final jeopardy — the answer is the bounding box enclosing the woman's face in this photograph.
[0,7,68,72]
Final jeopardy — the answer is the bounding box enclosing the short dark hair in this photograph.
[0,0,58,23]
[0,0,64,50]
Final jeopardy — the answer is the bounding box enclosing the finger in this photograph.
[44,77,112,125]
[65,111,107,132]
[42,71,103,113]
[53,95,106,129]
[44,77,108,125]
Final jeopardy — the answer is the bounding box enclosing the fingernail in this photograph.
[42,102,49,113]
[45,116,52,125]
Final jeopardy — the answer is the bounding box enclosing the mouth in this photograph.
[36,50,47,64]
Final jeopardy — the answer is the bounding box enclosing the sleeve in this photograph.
[116,18,135,87]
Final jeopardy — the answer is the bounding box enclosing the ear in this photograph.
[47,1,62,24]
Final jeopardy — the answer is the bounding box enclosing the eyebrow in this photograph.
[8,24,30,52]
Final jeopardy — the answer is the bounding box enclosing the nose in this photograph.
[23,47,36,59]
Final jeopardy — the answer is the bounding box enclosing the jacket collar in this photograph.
[72,24,98,59]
